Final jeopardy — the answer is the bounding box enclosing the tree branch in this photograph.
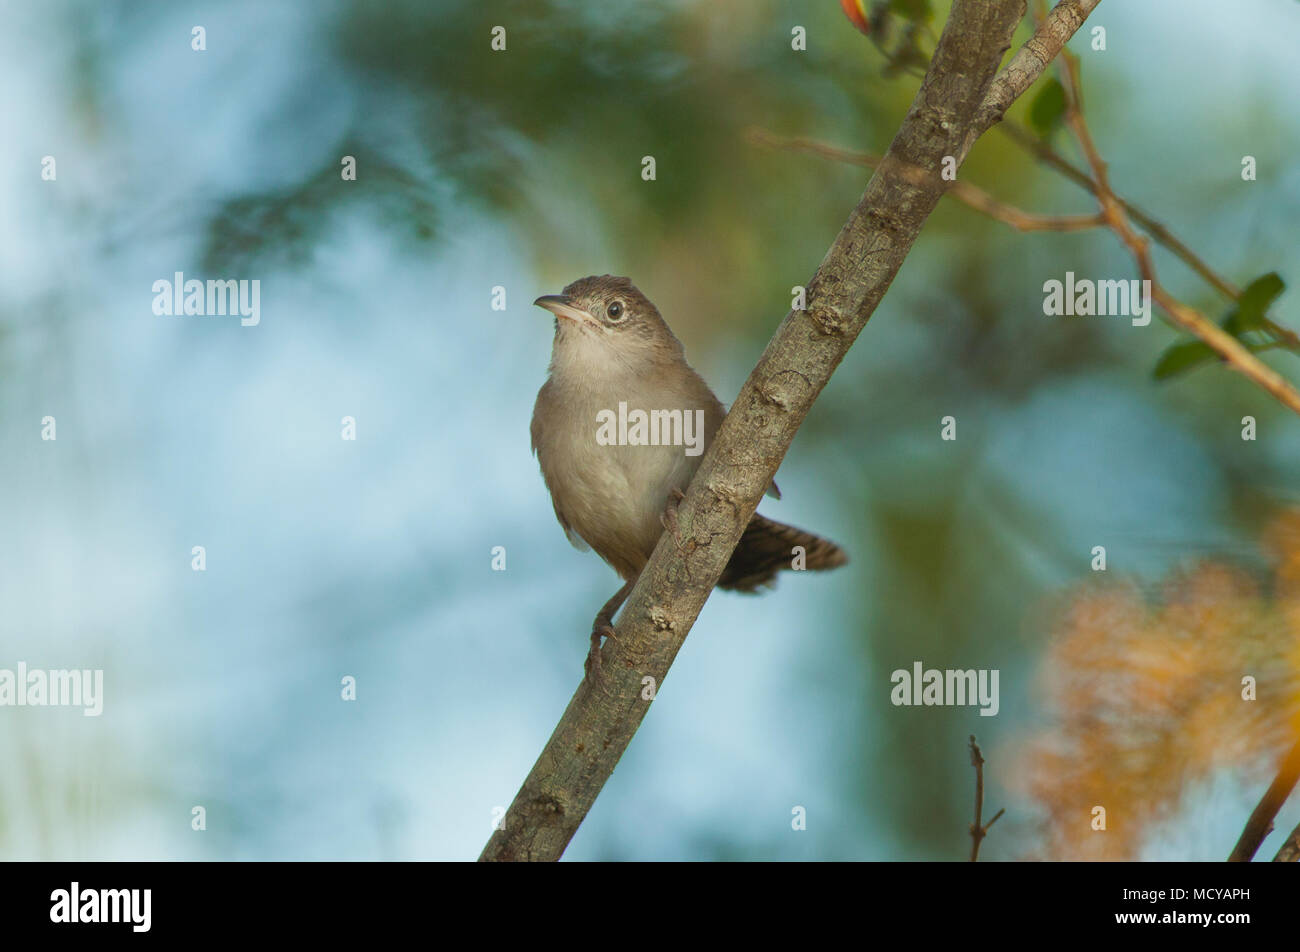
[1228,734,1300,862]
[969,0,1103,151]
[480,0,1086,862]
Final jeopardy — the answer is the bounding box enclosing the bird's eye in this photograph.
[606,301,624,321]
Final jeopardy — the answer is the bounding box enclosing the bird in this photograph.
[530,275,848,678]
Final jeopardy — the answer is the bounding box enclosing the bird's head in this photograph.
[533,275,684,371]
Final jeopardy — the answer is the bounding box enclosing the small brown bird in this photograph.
[531,275,847,676]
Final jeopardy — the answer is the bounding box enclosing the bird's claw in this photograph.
[660,487,687,547]
[585,624,618,695]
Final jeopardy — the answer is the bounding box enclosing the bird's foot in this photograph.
[585,624,618,695]
[660,487,687,548]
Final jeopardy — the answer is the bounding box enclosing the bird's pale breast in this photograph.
[532,368,722,579]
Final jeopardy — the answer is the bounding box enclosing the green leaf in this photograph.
[1028,79,1067,138]
[1154,329,1285,380]
[1233,272,1285,331]
[1153,341,1218,379]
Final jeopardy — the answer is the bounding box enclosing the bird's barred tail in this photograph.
[718,513,848,593]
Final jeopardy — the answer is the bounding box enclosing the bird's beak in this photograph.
[533,293,595,326]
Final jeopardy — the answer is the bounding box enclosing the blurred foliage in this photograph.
[198,0,914,344]
[200,145,439,274]
[1010,510,1300,860]
[1028,78,1067,138]
[182,0,1297,860]
[9,0,1300,861]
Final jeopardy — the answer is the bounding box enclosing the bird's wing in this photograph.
[529,395,545,456]
[531,384,591,551]
[562,523,591,552]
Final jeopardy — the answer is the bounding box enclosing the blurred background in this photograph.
[2,0,1298,861]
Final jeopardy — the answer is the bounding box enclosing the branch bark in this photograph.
[480,0,1092,862]
[969,0,1102,152]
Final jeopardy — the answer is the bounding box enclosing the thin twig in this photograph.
[998,124,1234,293]
[1056,46,1300,416]
[969,735,1006,861]
[1273,820,1300,862]
[746,128,1105,233]
[752,122,1300,355]
[1229,735,1300,861]
[998,122,1300,352]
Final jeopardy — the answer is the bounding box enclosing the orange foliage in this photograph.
[1011,512,1300,860]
